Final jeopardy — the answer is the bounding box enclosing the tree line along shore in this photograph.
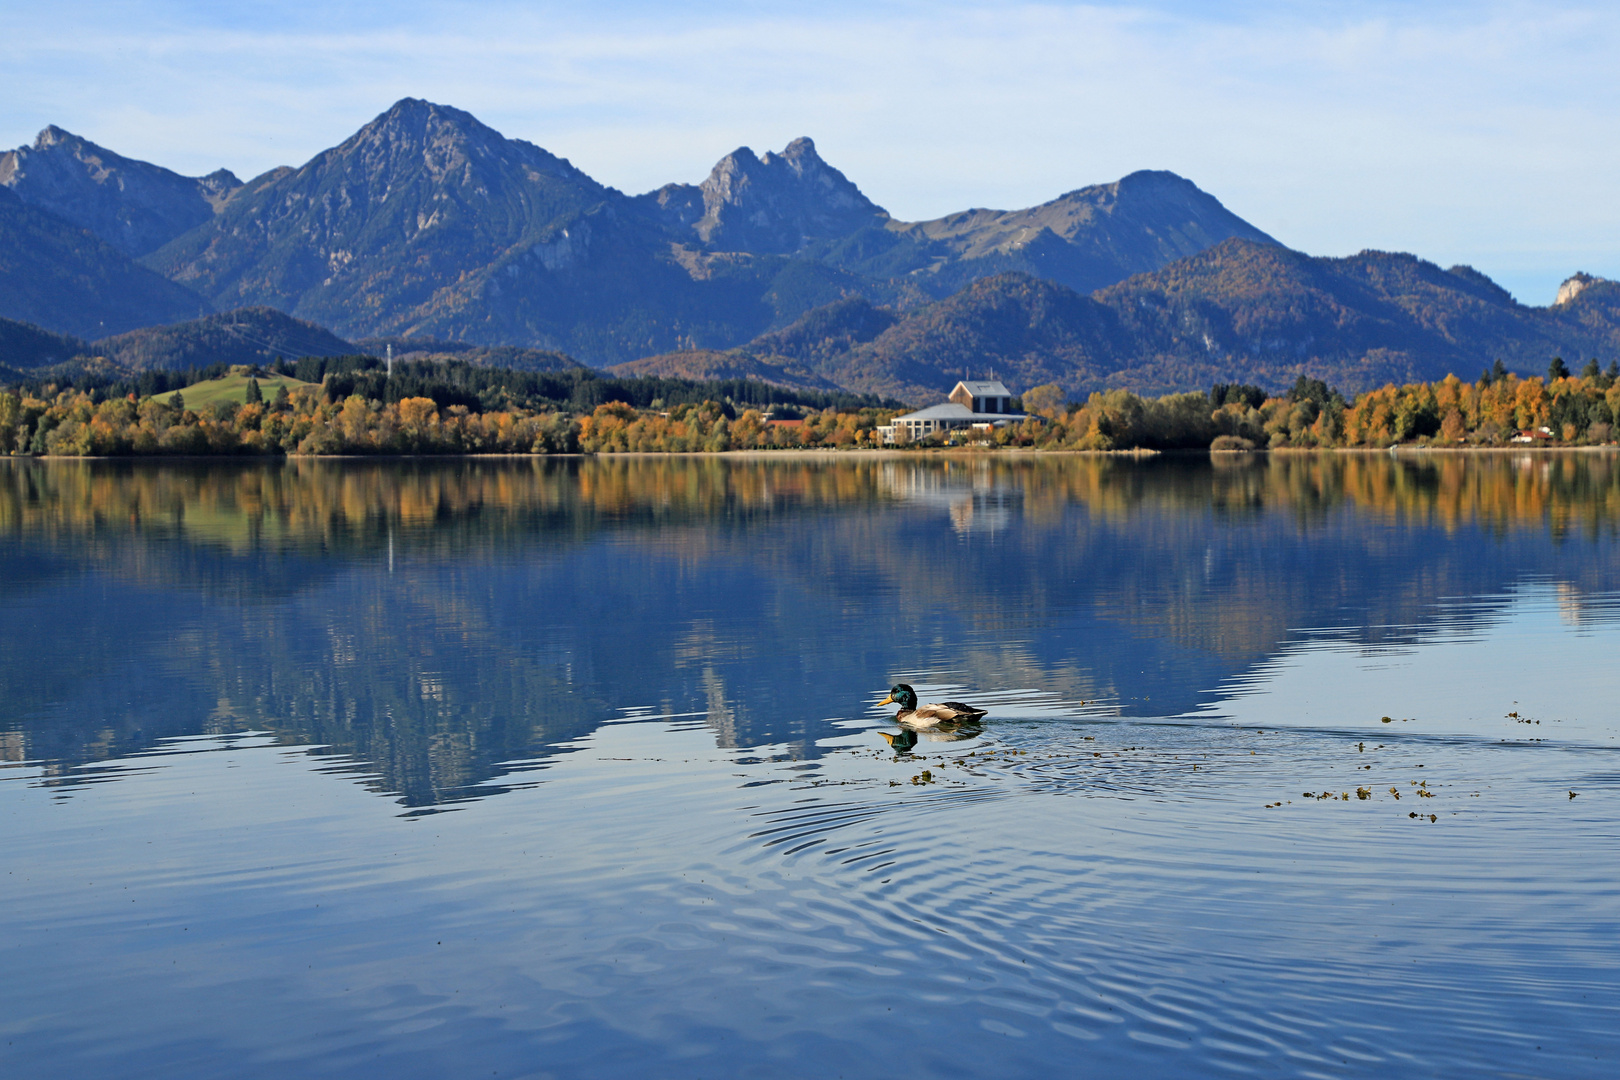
[2,358,1619,457]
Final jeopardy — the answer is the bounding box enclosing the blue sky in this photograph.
[7,1,1618,304]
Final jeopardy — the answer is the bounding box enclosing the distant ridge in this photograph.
[725,242,1620,403]
[0,316,90,372]
[0,186,207,338]
[899,170,1278,295]
[354,337,587,374]
[1,125,239,257]
[93,308,355,371]
[607,349,846,393]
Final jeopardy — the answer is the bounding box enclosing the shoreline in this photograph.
[5,444,1618,462]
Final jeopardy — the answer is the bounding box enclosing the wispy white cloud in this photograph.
[6,1,1618,302]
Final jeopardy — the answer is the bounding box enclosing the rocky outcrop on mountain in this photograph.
[0,186,208,338]
[92,307,355,371]
[0,126,240,257]
[636,137,889,254]
[1554,272,1610,307]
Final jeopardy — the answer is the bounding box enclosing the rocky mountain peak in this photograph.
[709,136,887,251]
[329,98,593,191]
[195,169,243,209]
[0,125,241,257]
[761,136,825,175]
[638,137,888,255]
[780,136,818,159]
[34,125,73,150]
[141,98,615,340]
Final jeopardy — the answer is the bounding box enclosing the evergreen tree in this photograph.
[245,378,263,404]
[1548,356,1570,381]
[1582,358,1602,380]
[1211,383,1266,409]
[1491,359,1507,382]
[273,384,291,410]
[1287,375,1337,410]
[170,391,185,412]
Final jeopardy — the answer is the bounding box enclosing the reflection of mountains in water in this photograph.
[2,453,1619,808]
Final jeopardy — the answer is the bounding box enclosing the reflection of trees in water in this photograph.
[3,452,1619,807]
[4,453,1618,555]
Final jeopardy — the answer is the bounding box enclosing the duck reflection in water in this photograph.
[876,683,987,752]
[878,729,919,754]
[878,722,983,755]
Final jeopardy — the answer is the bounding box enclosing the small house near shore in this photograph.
[878,380,1035,444]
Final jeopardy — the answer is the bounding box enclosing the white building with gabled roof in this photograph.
[949,380,1013,414]
[878,379,1035,444]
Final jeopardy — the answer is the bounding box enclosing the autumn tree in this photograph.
[1022,384,1066,415]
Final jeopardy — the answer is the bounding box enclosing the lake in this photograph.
[2,452,1618,1078]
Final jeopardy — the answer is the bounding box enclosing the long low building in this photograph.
[878,380,1036,444]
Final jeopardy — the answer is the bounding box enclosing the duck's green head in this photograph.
[878,683,918,710]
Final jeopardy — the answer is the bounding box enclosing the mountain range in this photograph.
[2,97,1616,401]
[618,244,1620,402]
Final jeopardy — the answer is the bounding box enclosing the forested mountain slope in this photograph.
[729,243,1620,403]
[91,308,357,371]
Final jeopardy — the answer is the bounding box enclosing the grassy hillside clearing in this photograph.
[154,371,314,408]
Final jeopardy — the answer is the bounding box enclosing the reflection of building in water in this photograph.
[880,461,1021,535]
[0,731,25,763]
[878,380,1036,444]
[947,496,1013,535]
[427,731,477,800]
[703,665,741,748]
[1554,582,1620,628]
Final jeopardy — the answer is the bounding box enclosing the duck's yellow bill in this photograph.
[878,694,894,707]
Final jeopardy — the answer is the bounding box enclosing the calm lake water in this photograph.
[2,452,1618,1079]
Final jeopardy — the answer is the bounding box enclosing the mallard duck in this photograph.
[878,683,988,728]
